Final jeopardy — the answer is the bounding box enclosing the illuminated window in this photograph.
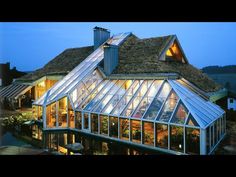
[186,128,200,155]
[171,102,188,124]
[170,125,184,152]
[46,102,56,128]
[143,122,154,146]
[91,113,98,133]
[58,97,68,128]
[131,120,141,143]
[156,123,168,149]
[75,112,82,130]
[109,117,118,138]
[100,115,108,135]
[119,118,129,140]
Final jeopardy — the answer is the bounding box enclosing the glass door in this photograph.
[82,112,91,132]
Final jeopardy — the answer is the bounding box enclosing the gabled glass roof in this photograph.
[65,74,224,129]
[34,32,131,106]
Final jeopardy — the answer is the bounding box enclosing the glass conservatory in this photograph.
[33,32,226,155]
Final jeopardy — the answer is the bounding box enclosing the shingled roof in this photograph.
[17,46,94,82]
[112,34,221,92]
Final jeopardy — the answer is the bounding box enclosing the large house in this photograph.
[4,27,227,155]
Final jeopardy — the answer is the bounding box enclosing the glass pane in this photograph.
[91,113,98,133]
[46,102,56,128]
[156,123,168,149]
[186,114,199,127]
[121,80,151,117]
[84,81,116,111]
[68,99,75,128]
[143,122,154,146]
[170,125,184,152]
[143,82,171,120]
[131,120,141,143]
[83,113,89,130]
[111,80,142,116]
[100,115,108,135]
[102,80,134,114]
[93,80,125,113]
[78,80,109,109]
[119,118,129,140]
[157,91,179,122]
[171,102,188,124]
[75,112,82,130]
[58,97,68,128]
[109,117,118,138]
[186,128,200,155]
[132,80,163,119]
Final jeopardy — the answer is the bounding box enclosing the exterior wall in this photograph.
[228,98,236,111]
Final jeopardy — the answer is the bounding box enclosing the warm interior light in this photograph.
[38,81,45,87]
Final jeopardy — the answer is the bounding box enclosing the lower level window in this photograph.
[109,117,118,138]
[186,128,200,155]
[100,115,108,135]
[170,125,184,152]
[131,120,141,143]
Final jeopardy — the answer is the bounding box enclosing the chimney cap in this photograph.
[93,26,110,32]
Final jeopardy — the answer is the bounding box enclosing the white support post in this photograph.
[141,120,143,144]
[200,129,207,155]
[43,105,46,129]
[183,126,186,154]
[168,124,170,150]
[98,114,100,134]
[118,117,120,139]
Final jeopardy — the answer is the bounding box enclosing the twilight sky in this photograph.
[0,22,236,71]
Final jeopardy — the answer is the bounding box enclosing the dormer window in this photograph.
[166,41,186,63]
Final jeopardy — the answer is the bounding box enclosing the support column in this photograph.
[200,128,207,155]
[43,105,47,129]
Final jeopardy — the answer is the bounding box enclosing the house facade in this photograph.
[32,27,225,155]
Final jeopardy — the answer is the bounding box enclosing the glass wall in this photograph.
[33,105,43,120]
[83,113,89,130]
[68,100,75,128]
[185,128,200,154]
[119,118,129,140]
[170,125,184,152]
[109,117,118,138]
[143,82,171,120]
[75,112,82,130]
[46,102,56,128]
[58,97,67,128]
[131,120,141,143]
[91,113,98,133]
[143,122,154,146]
[156,123,168,149]
[100,115,108,135]
[171,102,188,124]
[157,91,179,122]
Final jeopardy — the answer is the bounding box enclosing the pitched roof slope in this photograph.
[17,46,94,82]
[113,34,221,92]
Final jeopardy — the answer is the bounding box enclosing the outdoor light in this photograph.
[112,122,115,126]
[179,144,182,149]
